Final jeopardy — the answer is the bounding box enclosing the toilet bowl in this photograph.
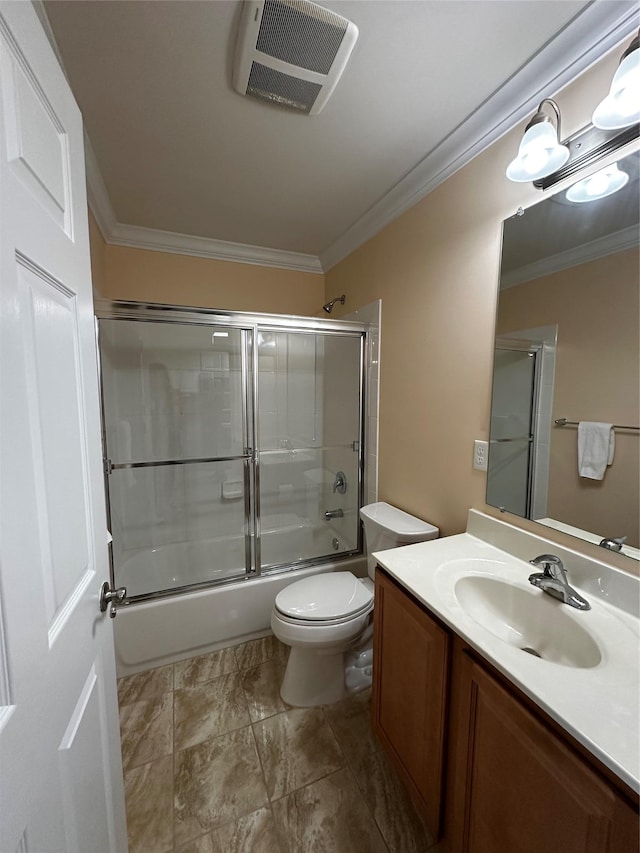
[271,501,439,707]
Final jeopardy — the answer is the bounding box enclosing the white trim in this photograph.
[107,222,323,273]
[80,0,638,275]
[501,225,639,289]
[84,131,117,240]
[319,1,640,271]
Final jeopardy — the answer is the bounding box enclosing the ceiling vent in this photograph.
[233,0,358,115]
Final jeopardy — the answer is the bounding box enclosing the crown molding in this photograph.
[108,222,324,273]
[500,225,638,289]
[84,131,117,239]
[319,1,640,271]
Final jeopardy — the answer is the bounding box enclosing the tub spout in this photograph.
[324,508,344,520]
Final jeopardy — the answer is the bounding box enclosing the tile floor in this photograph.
[118,634,435,853]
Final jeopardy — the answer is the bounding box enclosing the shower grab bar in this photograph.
[107,453,252,472]
[555,418,639,431]
[489,436,533,443]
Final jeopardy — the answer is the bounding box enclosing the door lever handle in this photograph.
[99,581,127,618]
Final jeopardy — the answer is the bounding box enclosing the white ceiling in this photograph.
[42,0,639,271]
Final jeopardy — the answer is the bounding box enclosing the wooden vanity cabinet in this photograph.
[445,642,639,853]
[372,568,640,853]
[372,568,450,839]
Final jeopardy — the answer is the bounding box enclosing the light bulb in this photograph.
[520,147,550,176]
[506,120,569,182]
[592,44,640,129]
[566,164,629,203]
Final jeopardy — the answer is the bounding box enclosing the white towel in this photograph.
[578,422,615,480]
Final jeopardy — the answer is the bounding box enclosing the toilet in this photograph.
[271,501,439,706]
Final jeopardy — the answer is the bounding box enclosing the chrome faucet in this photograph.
[528,554,590,611]
[324,508,344,520]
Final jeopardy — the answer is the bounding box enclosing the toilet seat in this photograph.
[274,572,373,625]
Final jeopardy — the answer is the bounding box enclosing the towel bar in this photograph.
[554,418,639,431]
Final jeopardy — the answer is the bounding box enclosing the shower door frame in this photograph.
[95,298,369,604]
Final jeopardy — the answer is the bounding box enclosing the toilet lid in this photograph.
[275,572,374,621]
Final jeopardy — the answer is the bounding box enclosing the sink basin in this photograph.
[454,575,602,668]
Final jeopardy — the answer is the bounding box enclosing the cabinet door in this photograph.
[449,651,638,853]
[373,570,450,837]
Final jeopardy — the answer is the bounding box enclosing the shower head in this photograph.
[322,295,346,314]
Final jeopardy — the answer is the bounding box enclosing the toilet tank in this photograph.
[359,502,439,578]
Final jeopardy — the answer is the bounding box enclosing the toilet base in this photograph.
[280,646,348,706]
[279,630,374,706]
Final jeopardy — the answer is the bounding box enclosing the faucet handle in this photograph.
[529,553,566,581]
[599,536,627,552]
[333,471,347,494]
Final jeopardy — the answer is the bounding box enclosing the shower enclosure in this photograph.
[96,301,367,603]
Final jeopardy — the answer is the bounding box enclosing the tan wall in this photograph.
[325,44,638,570]
[90,237,325,316]
[498,250,639,547]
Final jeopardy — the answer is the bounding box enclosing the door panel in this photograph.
[19,259,91,624]
[0,4,127,851]
[450,653,620,853]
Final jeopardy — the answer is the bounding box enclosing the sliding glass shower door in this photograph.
[257,330,363,568]
[98,306,366,603]
[100,319,254,598]
[487,346,538,517]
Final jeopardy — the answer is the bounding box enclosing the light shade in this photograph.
[565,163,629,203]
[506,120,570,182]
[592,41,640,129]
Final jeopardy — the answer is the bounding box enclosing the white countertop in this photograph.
[373,530,640,793]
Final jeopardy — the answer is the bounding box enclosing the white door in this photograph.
[0,3,127,852]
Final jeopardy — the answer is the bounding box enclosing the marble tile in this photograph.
[119,691,173,770]
[235,634,289,670]
[177,807,283,853]
[352,749,434,853]
[174,725,269,846]
[175,671,251,750]
[240,657,290,722]
[124,755,173,853]
[174,646,238,688]
[272,768,387,853]
[253,707,344,800]
[118,664,173,706]
[323,688,380,766]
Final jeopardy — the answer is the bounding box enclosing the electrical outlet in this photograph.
[473,439,489,471]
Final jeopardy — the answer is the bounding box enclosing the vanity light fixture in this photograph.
[592,31,640,130]
[506,99,570,182]
[565,162,629,203]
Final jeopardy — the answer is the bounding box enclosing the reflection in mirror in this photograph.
[488,146,639,561]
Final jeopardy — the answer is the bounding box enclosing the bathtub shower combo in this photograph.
[96,301,371,674]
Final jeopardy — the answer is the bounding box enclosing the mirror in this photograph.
[488,145,639,561]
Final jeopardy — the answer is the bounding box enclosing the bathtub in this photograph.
[113,522,365,676]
